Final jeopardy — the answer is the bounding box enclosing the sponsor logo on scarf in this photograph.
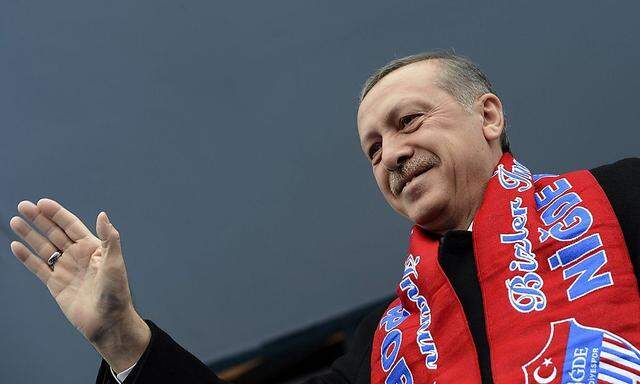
[523,319,640,384]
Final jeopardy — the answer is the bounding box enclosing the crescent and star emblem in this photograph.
[533,358,557,383]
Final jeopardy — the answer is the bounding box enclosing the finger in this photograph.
[10,241,52,284]
[10,216,61,262]
[96,212,122,261]
[17,200,74,251]
[36,198,93,241]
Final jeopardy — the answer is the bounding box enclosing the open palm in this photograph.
[10,198,134,343]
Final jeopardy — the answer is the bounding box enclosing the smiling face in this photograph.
[357,60,505,233]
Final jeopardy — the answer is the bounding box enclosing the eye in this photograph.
[368,142,381,161]
[399,113,422,128]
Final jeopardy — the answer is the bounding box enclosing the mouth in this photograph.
[394,166,433,197]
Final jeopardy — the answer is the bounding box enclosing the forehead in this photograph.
[357,60,445,136]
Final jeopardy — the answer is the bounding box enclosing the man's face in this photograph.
[357,60,503,233]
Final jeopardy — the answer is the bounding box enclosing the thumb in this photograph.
[96,211,122,260]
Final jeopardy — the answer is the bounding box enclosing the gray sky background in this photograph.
[1,1,639,382]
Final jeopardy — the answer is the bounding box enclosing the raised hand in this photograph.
[9,198,150,372]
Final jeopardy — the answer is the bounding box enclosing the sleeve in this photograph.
[95,302,390,384]
[590,157,640,282]
[95,319,225,384]
[304,302,389,384]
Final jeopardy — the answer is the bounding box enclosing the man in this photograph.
[9,52,640,383]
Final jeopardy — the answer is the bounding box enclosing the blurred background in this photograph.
[1,1,639,382]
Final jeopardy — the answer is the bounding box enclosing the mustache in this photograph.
[389,154,441,196]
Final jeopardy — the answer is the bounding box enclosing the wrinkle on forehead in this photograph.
[357,61,445,143]
[359,60,443,107]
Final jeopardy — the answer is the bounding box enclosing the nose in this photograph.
[381,136,414,172]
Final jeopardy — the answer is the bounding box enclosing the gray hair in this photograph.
[360,50,510,153]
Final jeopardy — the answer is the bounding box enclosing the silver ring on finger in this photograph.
[47,250,62,271]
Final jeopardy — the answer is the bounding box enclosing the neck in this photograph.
[421,151,503,235]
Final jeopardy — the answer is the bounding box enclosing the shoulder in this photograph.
[329,297,394,383]
[589,157,640,210]
[590,157,640,183]
[344,297,394,358]
[588,157,640,276]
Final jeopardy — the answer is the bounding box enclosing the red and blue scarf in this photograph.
[371,153,640,383]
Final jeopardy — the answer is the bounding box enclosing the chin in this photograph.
[404,193,447,231]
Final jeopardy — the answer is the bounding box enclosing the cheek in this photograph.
[373,168,388,193]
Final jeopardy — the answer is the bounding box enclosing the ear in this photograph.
[477,93,504,144]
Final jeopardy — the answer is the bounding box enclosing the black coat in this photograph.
[96,158,640,384]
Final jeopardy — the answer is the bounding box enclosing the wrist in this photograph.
[91,307,151,373]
